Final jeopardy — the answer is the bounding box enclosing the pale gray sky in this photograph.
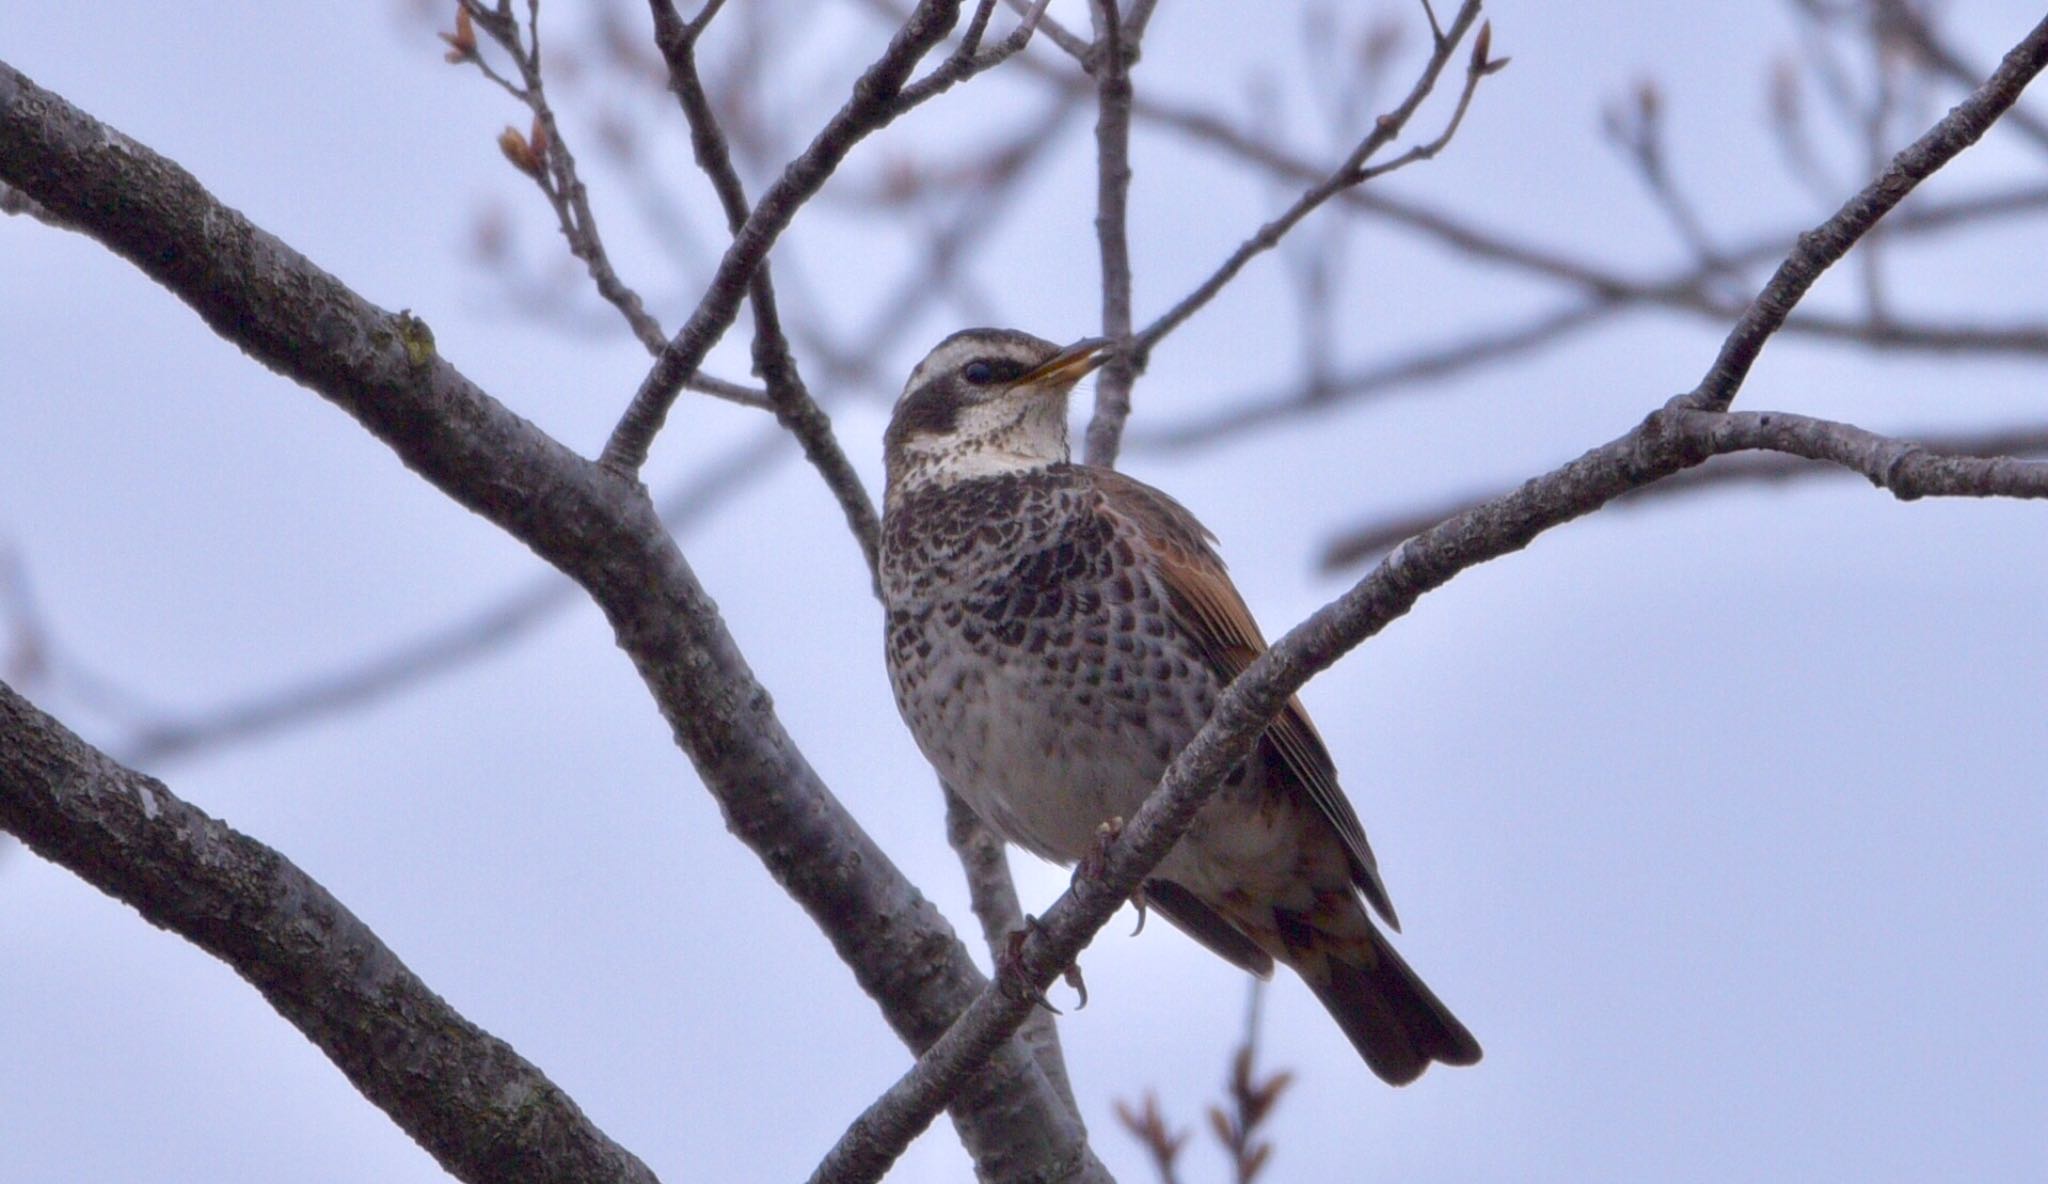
[3,2,2044,1182]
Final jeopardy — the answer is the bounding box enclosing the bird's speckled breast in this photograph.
[880,466,1217,863]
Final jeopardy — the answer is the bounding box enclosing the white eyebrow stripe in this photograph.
[898,336,1044,400]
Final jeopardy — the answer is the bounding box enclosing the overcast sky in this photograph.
[3,2,2044,1182]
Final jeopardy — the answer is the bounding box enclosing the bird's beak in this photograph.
[1017,337,1111,388]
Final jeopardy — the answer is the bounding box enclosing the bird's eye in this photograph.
[962,359,996,385]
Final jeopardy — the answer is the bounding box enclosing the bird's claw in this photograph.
[1062,960,1088,1010]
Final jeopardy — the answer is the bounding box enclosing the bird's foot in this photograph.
[1076,815,1124,884]
[999,917,1063,1015]
[997,917,1089,1012]
[1076,816,1148,936]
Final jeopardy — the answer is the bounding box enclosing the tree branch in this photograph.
[945,785,1080,1116]
[1080,0,1139,468]
[893,0,1052,110]
[1321,420,2048,570]
[0,58,1104,1184]
[0,680,662,1184]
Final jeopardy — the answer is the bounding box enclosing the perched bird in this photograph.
[879,327,1480,1085]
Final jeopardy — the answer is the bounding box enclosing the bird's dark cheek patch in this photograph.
[890,384,960,442]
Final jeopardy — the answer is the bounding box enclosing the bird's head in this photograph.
[883,328,1108,505]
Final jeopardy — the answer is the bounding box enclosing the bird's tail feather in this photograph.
[1300,926,1481,1086]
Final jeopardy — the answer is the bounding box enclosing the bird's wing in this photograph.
[1084,468,1400,930]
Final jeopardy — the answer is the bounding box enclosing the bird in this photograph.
[878,327,1480,1085]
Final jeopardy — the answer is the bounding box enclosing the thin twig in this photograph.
[1137,178,2048,450]
[998,0,1090,59]
[600,0,966,475]
[1874,0,2048,154]
[459,0,671,355]
[894,0,1052,110]
[650,0,883,582]
[1081,0,1140,467]
[1687,12,2048,414]
[1132,2,1497,358]
[1134,298,1615,449]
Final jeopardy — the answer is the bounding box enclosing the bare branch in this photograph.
[1679,408,2048,499]
[0,681,661,1184]
[1136,177,2048,450]
[1321,421,2048,570]
[601,0,966,475]
[1061,64,2048,352]
[1081,0,1140,468]
[1134,299,1614,449]
[458,0,671,355]
[944,785,1080,1116]
[998,0,1090,60]
[894,0,1052,110]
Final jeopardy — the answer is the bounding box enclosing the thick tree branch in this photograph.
[600,0,965,475]
[0,681,661,1184]
[0,59,1104,1184]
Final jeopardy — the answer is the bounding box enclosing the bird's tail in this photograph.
[1295,920,1481,1086]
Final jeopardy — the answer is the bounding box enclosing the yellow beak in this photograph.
[1017,337,1111,387]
